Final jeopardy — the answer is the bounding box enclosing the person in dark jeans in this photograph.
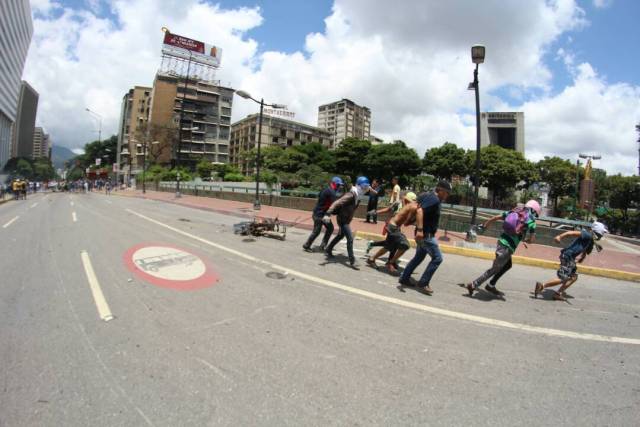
[398,180,451,295]
[303,177,344,252]
[365,179,382,223]
[324,176,371,269]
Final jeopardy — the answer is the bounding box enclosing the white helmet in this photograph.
[591,221,608,237]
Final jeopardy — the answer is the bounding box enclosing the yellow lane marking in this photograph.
[127,209,640,346]
[80,251,114,322]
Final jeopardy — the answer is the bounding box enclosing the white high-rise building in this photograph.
[317,99,371,147]
[0,0,33,169]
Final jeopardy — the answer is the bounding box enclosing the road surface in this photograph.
[1,191,639,426]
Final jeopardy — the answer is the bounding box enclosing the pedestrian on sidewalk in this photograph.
[365,179,382,223]
[398,181,451,295]
[303,177,343,252]
[389,177,401,207]
[324,176,371,269]
[534,221,608,301]
[465,200,541,298]
[366,192,418,273]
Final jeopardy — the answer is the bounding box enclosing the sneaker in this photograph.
[319,243,326,251]
[418,284,433,295]
[534,282,543,298]
[350,259,360,270]
[324,250,335,259]
[302,244,313,253]
[366,258,377,268]
[485,284,504,297]
[365,241,374,255]
[466,283,475,297]
[553,291,565,301]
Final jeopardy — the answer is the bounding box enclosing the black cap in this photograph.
[436,180,452,192]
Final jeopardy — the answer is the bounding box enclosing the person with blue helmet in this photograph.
[324,176,370,269]
[303,176,344,252]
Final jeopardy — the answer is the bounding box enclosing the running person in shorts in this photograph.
[366,192,418,273]
[534,221,608,301]
[465,200,541,298]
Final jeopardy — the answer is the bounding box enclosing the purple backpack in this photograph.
[503,207,529,235]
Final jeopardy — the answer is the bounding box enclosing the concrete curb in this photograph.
[354,231,640,283]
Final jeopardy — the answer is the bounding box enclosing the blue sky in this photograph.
[28,0,640,174]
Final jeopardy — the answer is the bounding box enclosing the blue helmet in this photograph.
[356,176,370,187]
[331,176,344,186]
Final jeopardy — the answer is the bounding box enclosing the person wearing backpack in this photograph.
[534,221,607,301]
[465,200,541,298]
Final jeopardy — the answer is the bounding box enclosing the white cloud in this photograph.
[24,0,639,175]
[593,0,613,9]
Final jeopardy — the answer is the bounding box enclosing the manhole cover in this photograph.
[242,238,256,243]
[265,271,287,280]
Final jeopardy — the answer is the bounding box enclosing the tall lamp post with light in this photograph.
[578,153,601,219]
[235,90,286,210]
[466,44,486,242]
[85,107,102,143]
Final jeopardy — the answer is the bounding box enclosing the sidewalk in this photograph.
[116,189,640,281]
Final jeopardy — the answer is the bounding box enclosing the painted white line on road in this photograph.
[2,216,19,228]
[80,251,114,322]
[30,203,38,208]
[72,211,77,222]
[126,209,640,346]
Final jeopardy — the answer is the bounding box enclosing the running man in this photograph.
[366,192,418,273]
[534,221,608,301]
[398,180,451,295]
[324,176,370,269]
[465,200,541,298]
[303,177,343,252]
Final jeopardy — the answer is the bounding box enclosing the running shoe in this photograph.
[365,240,374,255]
[534,282,543,298]
[485,284,504,297]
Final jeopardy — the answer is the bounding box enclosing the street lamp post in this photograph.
[578,153,602,220]
[466,44,485,242]
[235,90,286,210]
[85,108,102,143]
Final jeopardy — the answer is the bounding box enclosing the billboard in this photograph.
[162,31,222,68]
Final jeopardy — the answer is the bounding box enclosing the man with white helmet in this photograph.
[465,200,541,298]
[534,221,608,301]
[324,176,371,269]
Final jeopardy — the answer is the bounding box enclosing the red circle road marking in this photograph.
[123,243,219,290]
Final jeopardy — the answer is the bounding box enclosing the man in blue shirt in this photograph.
[398,180,451,295]
[534,221,607,301]
[303,177,343,252]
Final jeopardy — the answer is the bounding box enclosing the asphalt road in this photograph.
[1,191,639,426]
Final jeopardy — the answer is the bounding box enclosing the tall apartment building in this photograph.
[317,98,371,146]
[480,112,525,154]
[148,72,234,168]
[230,113,333,174]
[0,0,33,169]
[32,127,50,159]
[116,86,152,177]
[12,81,39,158]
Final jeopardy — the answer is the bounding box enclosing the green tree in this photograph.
[537,156,577,214]
[16,158,33,178]
[607,175,640,223]
[422,142,468,181]
[467,145,531,207]
[196,160,215,179]
[223,172,245,182]
[333,138,372,179]
[292,142,336,172]
[362,140,421,185]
